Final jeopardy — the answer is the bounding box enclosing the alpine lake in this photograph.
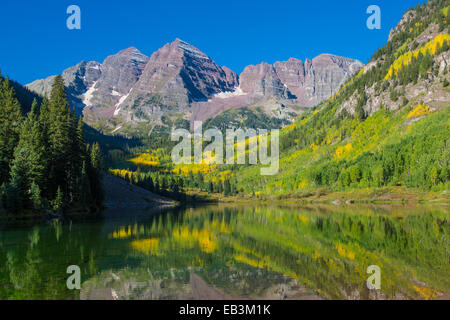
[0,203,448,300]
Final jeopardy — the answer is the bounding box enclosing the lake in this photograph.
[0,204,448,300]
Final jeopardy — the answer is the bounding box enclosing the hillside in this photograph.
[232,0,450,198]
[80,0,449,204]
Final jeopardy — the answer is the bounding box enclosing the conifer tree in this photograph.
[5,177,23,213]
[80,161,92,209]
[89,142,104,208]
[30,181,42,210]
[224,179,231,196]
[48,76,71,196]
[11,99,46,192]
[53,186,64,212]
[0,76,24,185]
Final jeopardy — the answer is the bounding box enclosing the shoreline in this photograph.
[184,186,450,206]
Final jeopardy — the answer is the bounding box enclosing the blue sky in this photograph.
[1,0,422,84]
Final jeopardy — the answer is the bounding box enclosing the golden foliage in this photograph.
[172,227,217,253]
[336,242,356,260]
[408,104,431,118]
[129,153,160,167]
[130,238,160,255]
[385,34,450,79]
[414,285,437,300]
[334,143,353,160]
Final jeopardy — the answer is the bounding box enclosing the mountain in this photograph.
[192,54,363,128]
[233,0,450,197]
[114,39,239,132]
[26,39,363,135]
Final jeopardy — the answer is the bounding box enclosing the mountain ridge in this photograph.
[26,39,363,135]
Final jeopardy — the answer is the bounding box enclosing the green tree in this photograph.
[5,177,23,214]
[208,181,213,194]
[30,181,42,210]
[10,99,46,192]
[48,76,71,196]
[223,179,231,196]
[89,143,104,208]
[0,76,24,185]
[53,186,64,212]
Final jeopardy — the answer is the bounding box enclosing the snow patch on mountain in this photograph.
[82,81,98,107]
[177,39,209,59]
[211,87,246,100]
[113,89,132,116]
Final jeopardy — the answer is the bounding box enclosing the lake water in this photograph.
[0,204,448,300]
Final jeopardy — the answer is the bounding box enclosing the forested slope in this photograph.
[235,0,450,197]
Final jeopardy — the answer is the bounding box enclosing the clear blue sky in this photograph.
[1,0,422,85]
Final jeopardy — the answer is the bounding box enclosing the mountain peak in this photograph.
[171,38,209,59]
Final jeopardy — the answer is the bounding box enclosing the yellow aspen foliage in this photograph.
[297,215,310,224]
[198,229,217,253]
[109,168,135,179]
[130,238,160,255]
[172,227,217,253]
[310,143,319,152]
[129,153,160,166]
[234,254,267,269]
[414,286,437,300]
[297,180,308,189]
[334,143,353,160]
[408,104,431,118]
[385,34,450,79]
[442,6,449,17]
[336,242,355,260]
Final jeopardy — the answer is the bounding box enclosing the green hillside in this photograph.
[233,0,450,198]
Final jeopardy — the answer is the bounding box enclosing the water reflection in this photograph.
[0,204,449,300]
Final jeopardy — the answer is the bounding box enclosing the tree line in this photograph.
[110,167,238,202]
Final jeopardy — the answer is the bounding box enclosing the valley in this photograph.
[0,0,449,302]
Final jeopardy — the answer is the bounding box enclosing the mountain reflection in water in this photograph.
[0,204,448,300]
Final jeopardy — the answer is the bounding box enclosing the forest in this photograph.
[0,75,104,216]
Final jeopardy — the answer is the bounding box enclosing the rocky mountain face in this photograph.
[239,55,364,107]
[114,39,239,127]
[27,60,102,110]
[191,54,363,126]
[275,55,363,107]
[26,39,363,135]
[27,47,149,122]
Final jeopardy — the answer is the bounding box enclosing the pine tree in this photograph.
[48,76,71,196]
[38,97,51,194]
[10,99,45,193]
[67,109,84,203]
[231,181,237,195]
[224,179,231,196]
[0,182,6,211]
[5,177,23,214]
[80,161,92,209]
[148,177,154,192]
[9,148,33,207]
[208,181,213,194]
[0,76,24,185]
[89,142,104,209]
[30,181,42,210]
[53,186,64,212]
